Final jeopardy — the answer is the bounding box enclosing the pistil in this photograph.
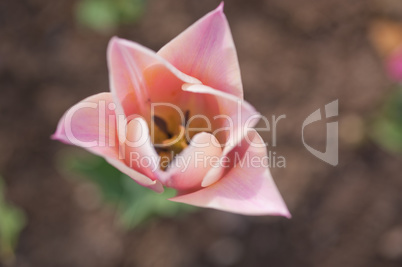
[152,114,190,170]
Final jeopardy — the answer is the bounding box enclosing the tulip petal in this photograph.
[158,2,243,98]
[106,157,164,193]
[183,83,259,148]
[165,132,222,191]
[52,93,163,192]
[52,93,118,158]
[107,37,200,119]
[170,130,290,217]
[182,83,261,187]
[124,117,166,184]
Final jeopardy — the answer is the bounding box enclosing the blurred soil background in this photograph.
[1,0,402,266]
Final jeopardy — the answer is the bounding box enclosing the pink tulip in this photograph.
[387,49,402,82]
[53,3,290,217]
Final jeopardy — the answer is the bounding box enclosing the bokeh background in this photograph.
[1,0,402,266]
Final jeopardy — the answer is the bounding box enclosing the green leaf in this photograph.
[62,152,196,229]
[371,86,402,153]
[76,0,120,32]
[0,177,26,264]
[75,0,146,33]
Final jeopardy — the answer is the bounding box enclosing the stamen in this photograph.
[152,115,172,138]
[151,112,195,170]
[184,110,190,126]
[154,125,189,170]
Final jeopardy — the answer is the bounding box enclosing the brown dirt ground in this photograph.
[1,0,402,266]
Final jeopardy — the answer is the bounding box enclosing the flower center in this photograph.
[151,112,191,170]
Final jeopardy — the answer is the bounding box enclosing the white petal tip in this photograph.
[50,133,59,140]
[280,209,292,219]
[142,179,164,193]
[217,2,224,12]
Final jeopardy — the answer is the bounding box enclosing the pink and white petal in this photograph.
[165,132,222,191]
[182,83,260,187]
[52,93,118,158]
[170,130,290,217]
[106,157,164,193]
[183,84,259,148]
[52,93,163,192]
[158,3,243,98]
[123,117,166,184]
[107,37,200,118]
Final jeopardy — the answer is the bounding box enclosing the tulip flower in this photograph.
[387,49,402,82]
[53,3,290,217]
[369,20,402,82]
